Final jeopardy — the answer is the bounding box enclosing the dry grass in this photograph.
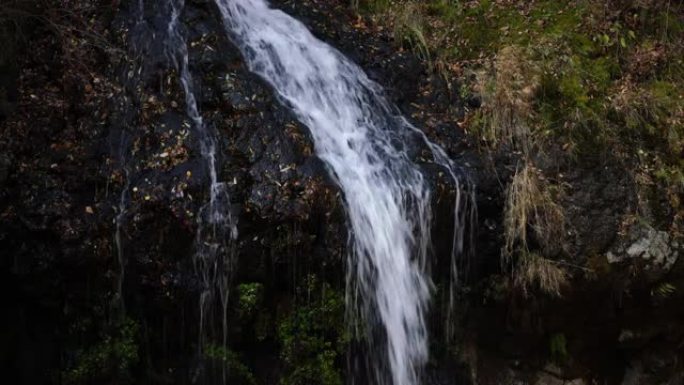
[514,251,568,297]
[386,1,431,64]
[474,46,567,296]
[503,162,565,262]
[474,46,540,152]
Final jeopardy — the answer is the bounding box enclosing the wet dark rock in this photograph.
[0,154,10,184]
[0,67,18,120]
[466,95,482,109]
[561,163,637,260]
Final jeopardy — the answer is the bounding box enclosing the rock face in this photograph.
[607,226,680,272]
[1,1,683,385]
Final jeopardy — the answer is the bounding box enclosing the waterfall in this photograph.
[164,0,238,355]
[214,1,472,384]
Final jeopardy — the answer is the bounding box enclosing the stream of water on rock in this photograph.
[113,0,147,316]
[214,1,471,384]
[165,0,238,361]
[114,131,131,314]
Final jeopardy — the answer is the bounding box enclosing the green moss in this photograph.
[277,275,348,385]
[63,317,139,384]
[364,0,682,155]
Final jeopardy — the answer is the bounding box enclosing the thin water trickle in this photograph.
[113,0,147,316]
[114,131,131,315]
[214,1,473,384]
[164,0,238,359]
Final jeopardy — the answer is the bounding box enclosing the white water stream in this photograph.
[214,1,471,384]
[165,0,238,353]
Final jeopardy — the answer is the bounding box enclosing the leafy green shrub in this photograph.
[63,317,139,384]
[238,282,264,319]
[204,343,257,385]
[277,275,347,385]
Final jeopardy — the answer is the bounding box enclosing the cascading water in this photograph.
[214,1,472,384]
[164,0,238,354]
[114,131,131,314]
[112,0,146,316]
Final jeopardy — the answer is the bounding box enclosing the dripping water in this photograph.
[113,0,146,316]
[214,1,474,384]
[164,0,238,372]
[114,131,131,314]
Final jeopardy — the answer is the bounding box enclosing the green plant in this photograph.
[62,317,139,384]
[389,2,431,63]
[204,343,257,385]
[278,275,347,385]
[238,282,264,318]
[652,282,677,298]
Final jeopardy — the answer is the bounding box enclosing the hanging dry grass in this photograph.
[514,251,568,297]
[503,162,565,262]
[474,45,541,152]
